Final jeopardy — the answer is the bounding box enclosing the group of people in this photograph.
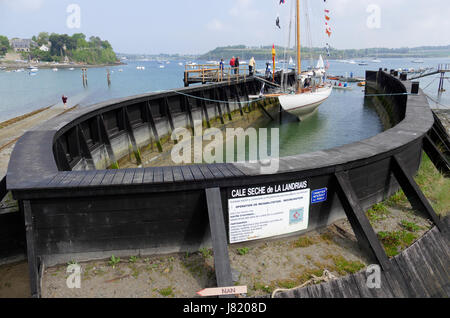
[219,56,256,76]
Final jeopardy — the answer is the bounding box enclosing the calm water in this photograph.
[0,57,449,156]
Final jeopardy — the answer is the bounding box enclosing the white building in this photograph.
[39,45,50,52]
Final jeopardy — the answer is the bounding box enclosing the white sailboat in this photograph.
[276,0,332,120]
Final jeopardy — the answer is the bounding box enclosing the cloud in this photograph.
[207,19,225,31]
[229,0,258,18]
[0,0,44,11]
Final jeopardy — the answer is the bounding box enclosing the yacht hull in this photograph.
[278,86,332,120]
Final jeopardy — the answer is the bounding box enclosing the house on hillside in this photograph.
[39,44,50,52]
[10,39,37,52]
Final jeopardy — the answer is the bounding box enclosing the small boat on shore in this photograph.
[333,85,353,91]
[52,68,58,72]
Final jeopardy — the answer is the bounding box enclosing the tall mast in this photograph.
[296,0,301,91]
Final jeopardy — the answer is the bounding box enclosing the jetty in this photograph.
[184,64,252,87]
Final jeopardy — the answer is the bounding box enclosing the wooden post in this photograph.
[205,188,234,298]
[24,200,41,298]
[391,155,446,232]
[145,101,163,152]
[124,108,142,165]
[77,126,96,170]
[334,171,391,271]
[98,114,118,167]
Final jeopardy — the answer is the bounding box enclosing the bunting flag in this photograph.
[279,0,285,4]
[324,6,332,37]
[276,16,281,29]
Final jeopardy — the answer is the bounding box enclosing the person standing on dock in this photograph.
[235,56,240,75]
[230,56,235,74]
[249,57,256,76]
[62,95,68,108]
[219,58,224,80]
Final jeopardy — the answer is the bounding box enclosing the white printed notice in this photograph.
[228,182,310,244]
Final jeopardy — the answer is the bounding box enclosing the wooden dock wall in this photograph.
[3,71,446,297]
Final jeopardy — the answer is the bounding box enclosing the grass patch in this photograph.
[158,287,173,297]
[293,236,315,248]
[400,220,421,232]
[329,256,365,275]
[108,255,121,268]
[366,203,390,223]
[377,231,417,257]
[199,248,212,259]
[237,247,250,256]
[413,153,450,216]
[129,256,138,263]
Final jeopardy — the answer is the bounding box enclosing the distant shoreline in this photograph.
[0,61,126,71]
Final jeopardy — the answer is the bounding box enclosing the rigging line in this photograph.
[167,90,266,105]
[281,0,295,91]
[421,77,439,91]
[424,93,450,109]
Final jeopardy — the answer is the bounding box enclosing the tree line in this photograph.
[0,32,118,65]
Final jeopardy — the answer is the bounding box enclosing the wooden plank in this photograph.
[132,169,145,184]
[90,171,107,186]
[77,170,98,187]
[142,168,154,183]
[393,254,428,297]
[198,165,215,180]
[306,284,323,298]
[172,166,184,182]
[334,171,391,271]
[383,260,412,298]
[55,171,79,187]
[423,135,450,177]
[408,241,446,297]
[391,155,446,232]
[336,275,362,298]
[46,171,69,187]
[352,272,377,298]
[153,167,164,183]
[205,188,234,298]
[163,167,174,182]
[416,234,450,283]
[215,163,235,178]
[23,200,40,298]
[189,165,205,181]
[320,281,338,298]
[101,170,117,185]
[418,230,450,279]
[124,108,142,165]
[146,101,163,153]
[208,165,225,179]
[68,171,88,187]
[111,170,126,185]
[227,164,245,177]
[292,286,311,298]
[180,166,194,181]
[122,169,136,184]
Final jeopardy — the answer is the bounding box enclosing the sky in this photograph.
[0,0,449,54]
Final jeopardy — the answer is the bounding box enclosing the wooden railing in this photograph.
[184,64,252,87]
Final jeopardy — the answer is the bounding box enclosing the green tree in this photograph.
[0,35,10,56]
[37,32,49,46]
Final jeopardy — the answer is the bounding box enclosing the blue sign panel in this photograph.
[311,188,327,204]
